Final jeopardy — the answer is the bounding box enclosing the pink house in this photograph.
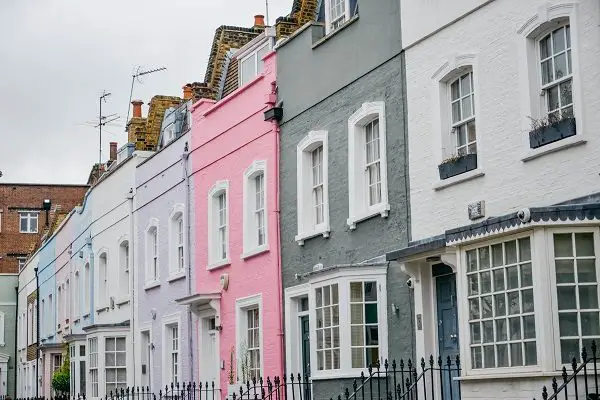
[184,47,283,396]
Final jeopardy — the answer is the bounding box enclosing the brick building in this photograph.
[0,183,88,274]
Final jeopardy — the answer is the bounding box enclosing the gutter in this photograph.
[182,141,195,381]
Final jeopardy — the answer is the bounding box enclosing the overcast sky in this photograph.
[0,0,291,184]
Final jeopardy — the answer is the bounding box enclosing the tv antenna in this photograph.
[98,91,120,167]
[265,0,270,25]
[125,66,167,127]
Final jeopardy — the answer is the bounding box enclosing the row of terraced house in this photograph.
[1,0,600,400]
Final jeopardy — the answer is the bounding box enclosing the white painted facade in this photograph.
[16,251,38,399]
[400,1,600,399]
[403,0,600,241]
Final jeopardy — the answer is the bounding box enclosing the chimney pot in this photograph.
[109,142,118,162]
[131,100,144,118]
[254,14,265,27]
[183,84,193,100]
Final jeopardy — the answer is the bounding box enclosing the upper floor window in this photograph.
[74,271,80,319]
[296,131,330,245]
[539,24,572,120]
[19,212,38,233]
[348,102,390,229]
[243,162,268,257]
[18,257,27,271]
[145,220,159,283]
[325,0,350,33]
[208,181,229,268]
[0,311,5,346]
[119,240,129,296]
[98,252,108,306]
[240,42,271,86]
[84,263,90,315]
[169,206,185,276]
[450,71,476,156]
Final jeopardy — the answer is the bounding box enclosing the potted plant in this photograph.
[528,113,576,149]
[438,153,478,180]
[51,348,70,398]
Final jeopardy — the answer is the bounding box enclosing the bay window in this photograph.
[105,337,127,394]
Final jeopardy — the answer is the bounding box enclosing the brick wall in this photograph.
[0,184,88,273]
[127,95,182,151]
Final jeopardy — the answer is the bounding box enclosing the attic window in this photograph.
[239,42,271,86]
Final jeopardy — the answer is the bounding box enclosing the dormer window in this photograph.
[239,42,271,86]
[325,0,351,33]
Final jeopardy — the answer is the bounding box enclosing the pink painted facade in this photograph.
[190,51,283,394]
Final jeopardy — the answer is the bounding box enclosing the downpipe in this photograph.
[182,142,195,381]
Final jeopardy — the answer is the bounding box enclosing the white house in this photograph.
[388,0,600,399]
[16,251,38,399]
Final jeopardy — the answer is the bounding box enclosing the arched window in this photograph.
[169,205,185,276]
[119,240,130,296]
[207,181,229,269]
[243,161,268,257]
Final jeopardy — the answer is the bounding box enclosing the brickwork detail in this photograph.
[127,95,182,151]
[0,184,88,273]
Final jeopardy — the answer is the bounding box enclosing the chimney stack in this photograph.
[254,14,265,28]
[183,84,193,100]
[109,142,118,162]
[132,100,144,118]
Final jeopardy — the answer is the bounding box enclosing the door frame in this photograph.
[284,284,310,377]
[198,310,220,388]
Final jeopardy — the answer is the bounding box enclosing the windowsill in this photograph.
[312,15,359,49]
[116,297,130,307]
[521,135,586,162]
[73,318,80,324]
[207,258,231,271]
[144,280,161,291]
[295,226,330,246]
[347,203,390,230]
[96,306,109,314]
[167,271,186,283]
[433,168,485,191]
[56,329,62,335]
[241,245,270,260]
[82,313,90,320]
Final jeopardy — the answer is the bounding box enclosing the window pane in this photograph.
[483,345,495,368]
[495,294,506,316]
[468,274,479,296]
[558,286,577,310]
[496,319,507,341]
[522,289,534,313]
[554,234,573,257]
[469,299,480,319]
[577,259,596,283]
[508,291,520,315]
[561,339,580,364]
[559,312,578,336]
[451,80,460,101]
[241,57,255,84]
[507,267,519,289]
[482,321,494,343]
[497,344,508,367]
[556,260,575,283]
[580,312,600,335]
[509,317,521,340]
[470,323,481,344]
[492,244,503,267]
[554,53,567,79]
[547,85,560,112]
[540,34,551,59]
[467,120,477,143]
[493,269,505,292]
[462,96,473,119]
[519,238,531,261]
[575,233,595,257]
[350,304,363,324]
[479,247,490,269]
[505,241,517,265]
[472,346,482,369]
[521,264,533,287]
[482,296,493,319]
[553,27,566,53]
[480,272,491,293]
[541,60,553,85]
[511,343,523,366]
[560,80,573,108]
[467,250,478,272]
[523,315,536,339]
[579,286,598,309]
[525,342,537,366]
[452,102,461,123]
[350,283,362,302]
[365,304,378,323]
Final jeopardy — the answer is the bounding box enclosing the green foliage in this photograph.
[51,344,71,394]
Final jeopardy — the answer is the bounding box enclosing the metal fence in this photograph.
[535,340,599,400]
[230,375,312,400]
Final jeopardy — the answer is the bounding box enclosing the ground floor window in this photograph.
[89,338,98,397]
[105,337,127,394]
[236,295,263,382]
[168,325,179,385]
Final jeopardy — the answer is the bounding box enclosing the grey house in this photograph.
[276,0,412,396]
[0,274,17,398]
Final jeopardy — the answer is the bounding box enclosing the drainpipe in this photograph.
[13,286,18,398]
[34,268,39,399]
[182,141,195,381]
[127,188,136,385]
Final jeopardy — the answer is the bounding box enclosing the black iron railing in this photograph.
[536,340,599,400]
[339,356,461,400]
[230,375,312,400]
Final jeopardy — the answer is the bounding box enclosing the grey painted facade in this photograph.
[276,0,412,398]
[0,274,18,398]
[133,106,197,390]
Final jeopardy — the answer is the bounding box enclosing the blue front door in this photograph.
[436,273,460,400]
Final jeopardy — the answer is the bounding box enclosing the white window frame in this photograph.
[19,211,39,233]
[17,257,27,271]
[84,262,90,317]
[517,4,584,158]
[235,294,263,383]
[301,266,388,380]
[547,227,600,369]
[168,204,186,280]
[162,313,182,386]
[118,238,130,298]
[296,131,330,245]
[97,249,109,308]
[243,161,269,258]
[88,337,99,398]
[239,41,272,86]
[74,270,81,320]
[347,102,390,230]
[207,181,230,270]
[0,311,4,346]
[104,336,127,395]
[324,0,351,34]
[449,71,477,157]
[145,218,160,287]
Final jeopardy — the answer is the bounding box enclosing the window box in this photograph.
[529,117,576,149]
[264,107,283,122]
[438,153,477,180]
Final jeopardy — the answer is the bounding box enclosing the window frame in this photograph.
[0,311,4,346]
[104,336,127,394]
[235,294,264,382]
[97,250,109,308]
[207,181,230,269]
[239,41,272,86]
[296,131,330,245]
[449,71,477,157]
[324,0,352,34]
[88,337,99,398]
[547,227,600,369]
[161,313,181,386]
[168,204,186,279]
[306,266,388,380]
[19,211,39,234]
[84,262,90,317]
[243,161,269,258]
[17,257,27,271]
[347,102,390,230]
[145,219,160,286]
[118,239,130,297]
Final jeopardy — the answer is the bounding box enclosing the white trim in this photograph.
[207,180,230,269]
[18,211,39,234]
[324,0,352,34]
[296,131,330,245]
[145,218,160,284]
[96,247,109,309]
[118,236,130,298]
[161,312,182,386]
[0,311,5,346]
[235,294,264,382]
[239,40,273,86]
[347,101,390,230]
[243,160,269,256]
[432,169,485,191]
[284,284,310,379]
[168,204,186,278]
